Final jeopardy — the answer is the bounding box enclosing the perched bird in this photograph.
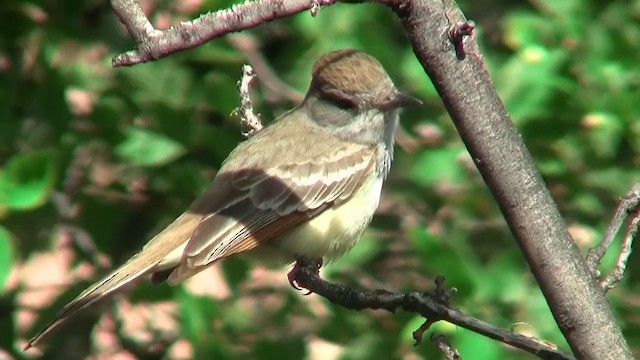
[26,49,422,349]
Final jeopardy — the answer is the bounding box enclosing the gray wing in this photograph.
[166,142,375,284]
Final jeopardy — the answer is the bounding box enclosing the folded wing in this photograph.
[166,142,375,283]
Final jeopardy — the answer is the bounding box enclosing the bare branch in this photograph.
[389,0,633,358]
[599,209,640,290]
[110,0,159,45]
[292,260,574,360]
[585,183,640,279]
[110,0,339,67]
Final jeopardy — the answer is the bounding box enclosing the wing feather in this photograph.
[168,143,375,282]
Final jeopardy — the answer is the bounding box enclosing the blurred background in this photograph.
[1,0,639,359]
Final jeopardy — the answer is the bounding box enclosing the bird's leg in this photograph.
[287,257,323,293]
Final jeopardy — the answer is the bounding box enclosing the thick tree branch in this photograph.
[293,260,574,360]
[387,0,632,358]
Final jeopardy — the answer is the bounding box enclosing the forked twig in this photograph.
[585,183,640,290]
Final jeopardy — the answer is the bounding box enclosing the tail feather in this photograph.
[24,258,155,350]
[24,212,201,350]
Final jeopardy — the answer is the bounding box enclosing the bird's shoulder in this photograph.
[220,108,373,172]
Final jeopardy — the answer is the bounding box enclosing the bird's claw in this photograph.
[287,258,323,294]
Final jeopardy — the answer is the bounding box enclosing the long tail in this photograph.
[25,212,202,350]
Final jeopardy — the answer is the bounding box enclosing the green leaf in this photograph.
[496,46,568,125]
[400,49,438,98]
[457,329,502,360]
[177,288,235,358]
[408,227,477,295]
[410,147,465,186]
[115,128,186,167]
[477,252,528,302]
[221,257,250,295]
[0,151,55,211]
[536,158,568,177]
[0,225,13,289]
[178,289,224,336]
[251,338,305,360]
[122,60,196,110]
[503,12,555,50]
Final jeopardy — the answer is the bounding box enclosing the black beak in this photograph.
[395,91,423,108]
[382,91,423,110]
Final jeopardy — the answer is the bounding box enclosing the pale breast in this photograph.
[275,175,383,261]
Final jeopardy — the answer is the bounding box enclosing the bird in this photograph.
[25,49,422,349]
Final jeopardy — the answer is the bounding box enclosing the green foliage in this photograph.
[0,226,13,289]
[0,152,55,211]
[115,128,187,167]
[1,0,639,359]
[410,147,466,186]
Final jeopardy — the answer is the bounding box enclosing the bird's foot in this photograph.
[287,258,323,294]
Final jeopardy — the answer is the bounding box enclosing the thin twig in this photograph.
[599,210,640,290]
[227,33,304,104]
[585,183,640,279]
[292,260,574,360]
[231,64,263,137]
[431,334,461,360]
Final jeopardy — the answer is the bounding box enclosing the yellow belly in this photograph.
[275,175,383,261]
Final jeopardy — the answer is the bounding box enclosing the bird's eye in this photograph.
[320,87,357,110]
[332,96,356,110]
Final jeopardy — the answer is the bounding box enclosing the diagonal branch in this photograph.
[293,260,574,360]
[387,0,633,358]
